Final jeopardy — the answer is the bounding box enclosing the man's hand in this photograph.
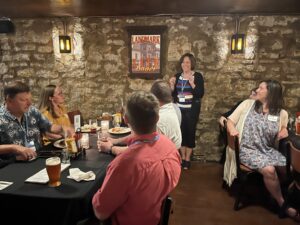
[14,145,37,161]
[97,139,113,153]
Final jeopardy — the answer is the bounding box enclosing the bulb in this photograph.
[60,39,65,50]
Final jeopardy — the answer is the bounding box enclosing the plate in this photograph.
[81,126,101,133]
[53,139,66,149]
[108,127,131,135]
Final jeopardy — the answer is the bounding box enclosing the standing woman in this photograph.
[169,53,204,170]
[38,84,72,144]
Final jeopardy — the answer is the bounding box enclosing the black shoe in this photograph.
[183,161,191,170]
[181,160,186,168]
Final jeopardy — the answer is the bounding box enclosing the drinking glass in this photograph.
[46,157,61,187]
[61,148,70,164]
[81,133,90,149]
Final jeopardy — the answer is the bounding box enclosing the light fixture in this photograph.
[59,20,71,53]
[231,16,245,54]
[0,17,15,33]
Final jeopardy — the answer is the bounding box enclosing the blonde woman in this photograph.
[38,84,73,144]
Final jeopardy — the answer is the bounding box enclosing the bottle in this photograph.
[74,128,82,151]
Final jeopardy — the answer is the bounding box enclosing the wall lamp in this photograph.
[231,16,245,54]
[59,20,71,53]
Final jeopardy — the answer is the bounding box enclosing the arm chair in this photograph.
[225,121,263,211]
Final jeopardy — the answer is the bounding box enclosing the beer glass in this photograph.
[46,157,61,187]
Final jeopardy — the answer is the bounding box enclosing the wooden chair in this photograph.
[290,141,300,181]
[158,196,173,225]
[219,119,228,164]
[282,141,300,213]
[225,122,263,210]
[67,110,84,126]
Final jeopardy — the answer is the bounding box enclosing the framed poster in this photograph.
[127,26,166,79]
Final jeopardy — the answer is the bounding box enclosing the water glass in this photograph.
[81,133,90,149]
[61,148,70,164]
[101,120,110,132]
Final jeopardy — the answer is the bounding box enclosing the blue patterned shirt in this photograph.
[0,105,52,152]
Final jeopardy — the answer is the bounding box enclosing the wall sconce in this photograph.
[59,35,71,53]
[231,17,245,54]
[59,20,71,53]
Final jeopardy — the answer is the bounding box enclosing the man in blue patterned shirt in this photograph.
[0,81,65,167]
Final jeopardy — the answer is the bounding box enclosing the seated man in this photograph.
[92,91,181,225]
[98,80,182,154]
[0,81,68,167]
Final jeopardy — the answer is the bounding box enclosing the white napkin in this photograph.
[0,181,13,190]
[67,168,96,182]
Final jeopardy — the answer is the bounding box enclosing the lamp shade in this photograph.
[231,33,245,54]
[59,35,71,53]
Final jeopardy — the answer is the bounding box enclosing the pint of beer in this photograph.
[46,157,61,187]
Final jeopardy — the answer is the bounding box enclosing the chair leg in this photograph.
[234,181,245,211]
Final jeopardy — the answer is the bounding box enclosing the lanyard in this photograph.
[19,115,29,143]
[129,134,160,147]
[180,75,189,94]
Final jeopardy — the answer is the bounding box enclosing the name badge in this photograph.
[178,94,185,103]
[26,140,36,151]
[267,115,278,122]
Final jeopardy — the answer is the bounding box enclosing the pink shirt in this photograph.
[92,132,181,225]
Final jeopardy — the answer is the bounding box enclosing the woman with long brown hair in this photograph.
[226,80,298,221]
[38,84,72,144]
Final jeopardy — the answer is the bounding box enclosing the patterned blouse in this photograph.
[239,104,286,169]
[0,105,52,151]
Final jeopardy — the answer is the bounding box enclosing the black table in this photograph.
[0,134,114,225]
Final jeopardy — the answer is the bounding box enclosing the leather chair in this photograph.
[225,122,263,210]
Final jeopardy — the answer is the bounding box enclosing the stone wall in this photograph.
[0,16,299,161]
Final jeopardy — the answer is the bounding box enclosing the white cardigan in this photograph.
[223,99,288,186]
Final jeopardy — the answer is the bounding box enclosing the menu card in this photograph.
[25,163,70,184]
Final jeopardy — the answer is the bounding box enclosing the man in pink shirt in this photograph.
[92,91,181,225]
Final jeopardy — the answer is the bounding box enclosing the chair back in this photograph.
[158,196,173,225]
[67,110,84,126]
[290,142,300,173]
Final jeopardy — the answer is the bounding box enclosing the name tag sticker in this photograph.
[268,115,278,122]
[26,140,36,151]
[179,97,185,103]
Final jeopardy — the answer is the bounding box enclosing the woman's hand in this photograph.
[188,75,195,88]
[169,77,176,91]
[277,127,288,140]
[226,119,239,137]
[229,129,239,137]
[219,116,227,127]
